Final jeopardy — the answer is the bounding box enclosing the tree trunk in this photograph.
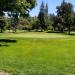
[0,28,3,33]
[68,25,70,35]
[14,27,16,33]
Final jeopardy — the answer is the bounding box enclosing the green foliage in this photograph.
[29,17,39,30]
[37,1,49,30]
[56,1,73,33]
[0,0,75,33]
[38,12,47,30]
[0,0,36,32]
[0,17,8,33]
[0,0,36,16]
[18,17,31,31]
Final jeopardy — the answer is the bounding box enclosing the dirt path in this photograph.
[0,72,10,75]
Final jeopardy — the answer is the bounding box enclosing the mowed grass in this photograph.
[0,32,70,38]
[0,32,75,75]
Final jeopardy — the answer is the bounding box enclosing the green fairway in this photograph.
[0,32,70,38]
[0,32,75,75]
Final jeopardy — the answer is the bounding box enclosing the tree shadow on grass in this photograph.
[0,39,17,43]
[47,31,75,36]
[64,32,75,36]
[0,44,8,47]
[69,34,75,36]
[0,39,17,47]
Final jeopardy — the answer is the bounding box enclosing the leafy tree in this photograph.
[0,0,36,32]
[56,0,73,34]
[50,14,58,31]
[18,17,31,31]
[28,17,39,30]
[0,17,7,33]
[0,0,36,16]
[72,13,75,29]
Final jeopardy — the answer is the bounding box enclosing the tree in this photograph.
[0,17,7,33]
[38,1,48,31]
[18,17,32,31]
[72,13,75,30]
[56,0,73,34]
[50,14,59,31]
[28,17,39,30]
[0,0,36,16]
[0,0,36,32]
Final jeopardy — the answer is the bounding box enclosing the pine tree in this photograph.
[40,1,45,13]
[38,1,48,30]
[62,0,65,4]
[45,3,48,15]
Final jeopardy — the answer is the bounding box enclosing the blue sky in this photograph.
[29,0,75,17]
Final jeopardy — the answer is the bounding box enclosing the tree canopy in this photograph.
[0,0,36,16]
[55,1,74,33]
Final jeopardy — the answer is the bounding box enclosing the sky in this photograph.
[29,0,75,17]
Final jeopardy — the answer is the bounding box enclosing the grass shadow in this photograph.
[0,39,17,47]
[46,31,75,36]
[68,34,75,36]
[0,39,17,43]
[0,44,8,47]
[46,31,64,33]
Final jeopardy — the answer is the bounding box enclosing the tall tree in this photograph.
[38,1,48,30]
[45,3,48,16]
[56,0,73,34]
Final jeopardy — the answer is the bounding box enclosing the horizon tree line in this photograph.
[0,0,75,35]
[36,0,75,34]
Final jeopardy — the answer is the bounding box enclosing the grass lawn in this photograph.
[0,32,75,75]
